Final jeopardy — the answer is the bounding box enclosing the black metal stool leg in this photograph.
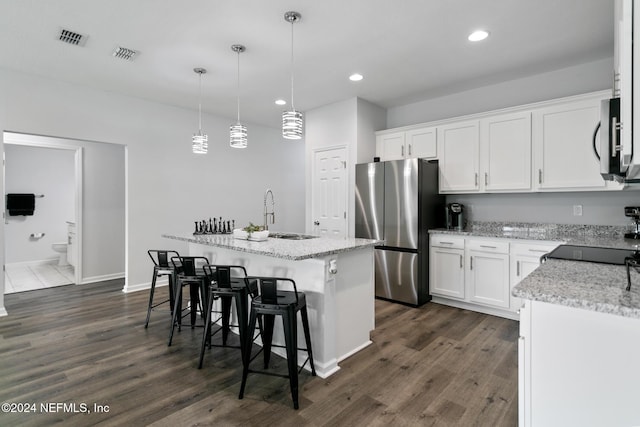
[189,283,200,328]
[239,308,258,399]
[262,314,275,369]
[198,289,215,369]
[282,309,299,409]
[300,306,316,376]
[168,279,183,346]
[221,296,232,346]
[145,270,158,328]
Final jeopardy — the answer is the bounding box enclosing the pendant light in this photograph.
[230,44,248,148]
[282,11,303,140]
[192,67,208,154]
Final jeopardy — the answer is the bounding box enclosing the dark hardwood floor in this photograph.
[0,280,518,426]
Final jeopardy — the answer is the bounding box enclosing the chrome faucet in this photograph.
[263,189,275,230]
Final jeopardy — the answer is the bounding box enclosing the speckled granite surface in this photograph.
[429,221,640,319]
[429,221,640,250]
[162,233,382,261]
[512,259,640,319]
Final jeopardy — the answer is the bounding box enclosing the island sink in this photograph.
[269,232,316,240]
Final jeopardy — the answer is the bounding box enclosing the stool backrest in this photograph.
[148,250,180,268]
[171,256,209,277]
[246,276,298,305]
[202,265,248,288]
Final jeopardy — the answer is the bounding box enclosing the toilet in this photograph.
[51,242,69,266]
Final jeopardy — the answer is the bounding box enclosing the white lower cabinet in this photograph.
[430,236,465,299]
[509,242,560,309]
[519,300,640,426]
[430,234,560,318]
[466,239,510,309]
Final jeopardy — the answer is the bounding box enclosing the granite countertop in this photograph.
[430,221,640,319]
[429,221,640,250]
[162,232,382,261]
[513,259,640,319]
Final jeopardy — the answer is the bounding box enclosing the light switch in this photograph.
[573,205,583,216]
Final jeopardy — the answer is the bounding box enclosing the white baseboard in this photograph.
[430,297,519,321]
[5,258,59,268]
[79,272,125,285]
[122,278,169,294]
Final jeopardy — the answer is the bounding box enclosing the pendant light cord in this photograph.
[290,19,295,111]
[198,72,203,132]
[236,50,241,123]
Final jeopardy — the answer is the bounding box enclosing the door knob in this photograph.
[314,220,320,226]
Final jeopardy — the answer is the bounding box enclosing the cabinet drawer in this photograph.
[466,239,509,254]
[430,235,465,250]
[511,242,559,257]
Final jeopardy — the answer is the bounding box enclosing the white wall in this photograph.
[387,57,613,128]
[356,98,386,164]
[0,67,306,308]
[4,144,75,263]
[305,97,385,237]
[448,191,640,227]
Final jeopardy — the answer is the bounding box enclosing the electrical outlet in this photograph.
[573,205,583,216]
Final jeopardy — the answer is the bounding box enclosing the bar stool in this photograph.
[198,265,257,369]
[168,256,209,346]
[239,277,316,410]
[145,250,180,328]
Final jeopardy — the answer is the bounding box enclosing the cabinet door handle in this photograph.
[470,256,473,270]
[459,254,463,269]
[438,241,454,245]
[480,245,497,249]
[475,173,478,187]
[517,260,520,277]
[484,172,488,186]
[528,249,548,253]
[408,144,412,156]
[401,145,405,157]
[538,169,543,184]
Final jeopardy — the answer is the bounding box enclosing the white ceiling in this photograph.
[0,0,613,128]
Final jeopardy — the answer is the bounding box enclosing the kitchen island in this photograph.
[162,232,381,378]
[513,256,640,426]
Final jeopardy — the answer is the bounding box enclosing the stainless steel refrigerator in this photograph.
[355,159,445,306]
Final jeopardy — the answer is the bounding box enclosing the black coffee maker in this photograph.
[624,206,640,239]
[446,203,465,231]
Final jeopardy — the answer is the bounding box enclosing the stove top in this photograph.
[545,245,640,265]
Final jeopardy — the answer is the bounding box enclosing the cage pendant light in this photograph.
[282,11,303,140]
[230,44,248,148]
[192,67,208,154]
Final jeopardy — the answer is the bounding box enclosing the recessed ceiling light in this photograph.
[349,73,364,82]
[468,30,489,42]
[275,99,286,106]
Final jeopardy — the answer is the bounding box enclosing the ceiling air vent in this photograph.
[112,46,138,61]
[58,28,87,46]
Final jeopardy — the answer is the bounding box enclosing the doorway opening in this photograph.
[3,132,83,292]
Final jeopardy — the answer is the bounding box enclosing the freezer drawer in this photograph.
[375,249,418,305]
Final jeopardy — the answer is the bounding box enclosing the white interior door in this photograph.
[312,147,347,237]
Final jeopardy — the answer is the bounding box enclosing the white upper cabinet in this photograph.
[376,131,405,161]
[376,126,437,161]
[378,90,620,193]
[480,112,532,192]
[438,120,480,193]
[532,96,608,191]
[405,127,437,159]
